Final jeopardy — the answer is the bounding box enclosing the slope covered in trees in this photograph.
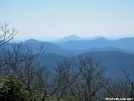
[0,23,134,101]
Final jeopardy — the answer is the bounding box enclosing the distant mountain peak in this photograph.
[68,34,80,37]
[54,34,82,42]
[24,39,40,43]
[64,34,81,39]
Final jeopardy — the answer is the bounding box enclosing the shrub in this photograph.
[0,74,29,101]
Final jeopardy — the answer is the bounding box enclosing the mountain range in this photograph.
[40,51,134,79]
[55,37,134,51]
[16,35,134,55]
[3,34,134,79]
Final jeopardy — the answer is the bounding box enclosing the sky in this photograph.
[0,0,134,41]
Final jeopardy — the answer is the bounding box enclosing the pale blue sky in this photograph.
[0,0,134,41]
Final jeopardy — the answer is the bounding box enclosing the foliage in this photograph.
[0,74,29,101]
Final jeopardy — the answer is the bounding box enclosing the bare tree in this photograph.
[37,55,78,100]
[0,22,17,46]
[72,54,107,101]
[104,69,134,100]
[0,41,51,101]
[0,22,17,75]
[44,54,107,101]
[121,69,134,99]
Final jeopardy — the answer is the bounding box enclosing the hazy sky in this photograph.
[1,0,134,41]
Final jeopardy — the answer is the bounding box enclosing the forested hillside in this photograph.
[0,23,134,101]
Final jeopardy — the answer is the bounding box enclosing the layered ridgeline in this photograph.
[4,34,134,79]
[7,34,134,55]
[55,35,134,51]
